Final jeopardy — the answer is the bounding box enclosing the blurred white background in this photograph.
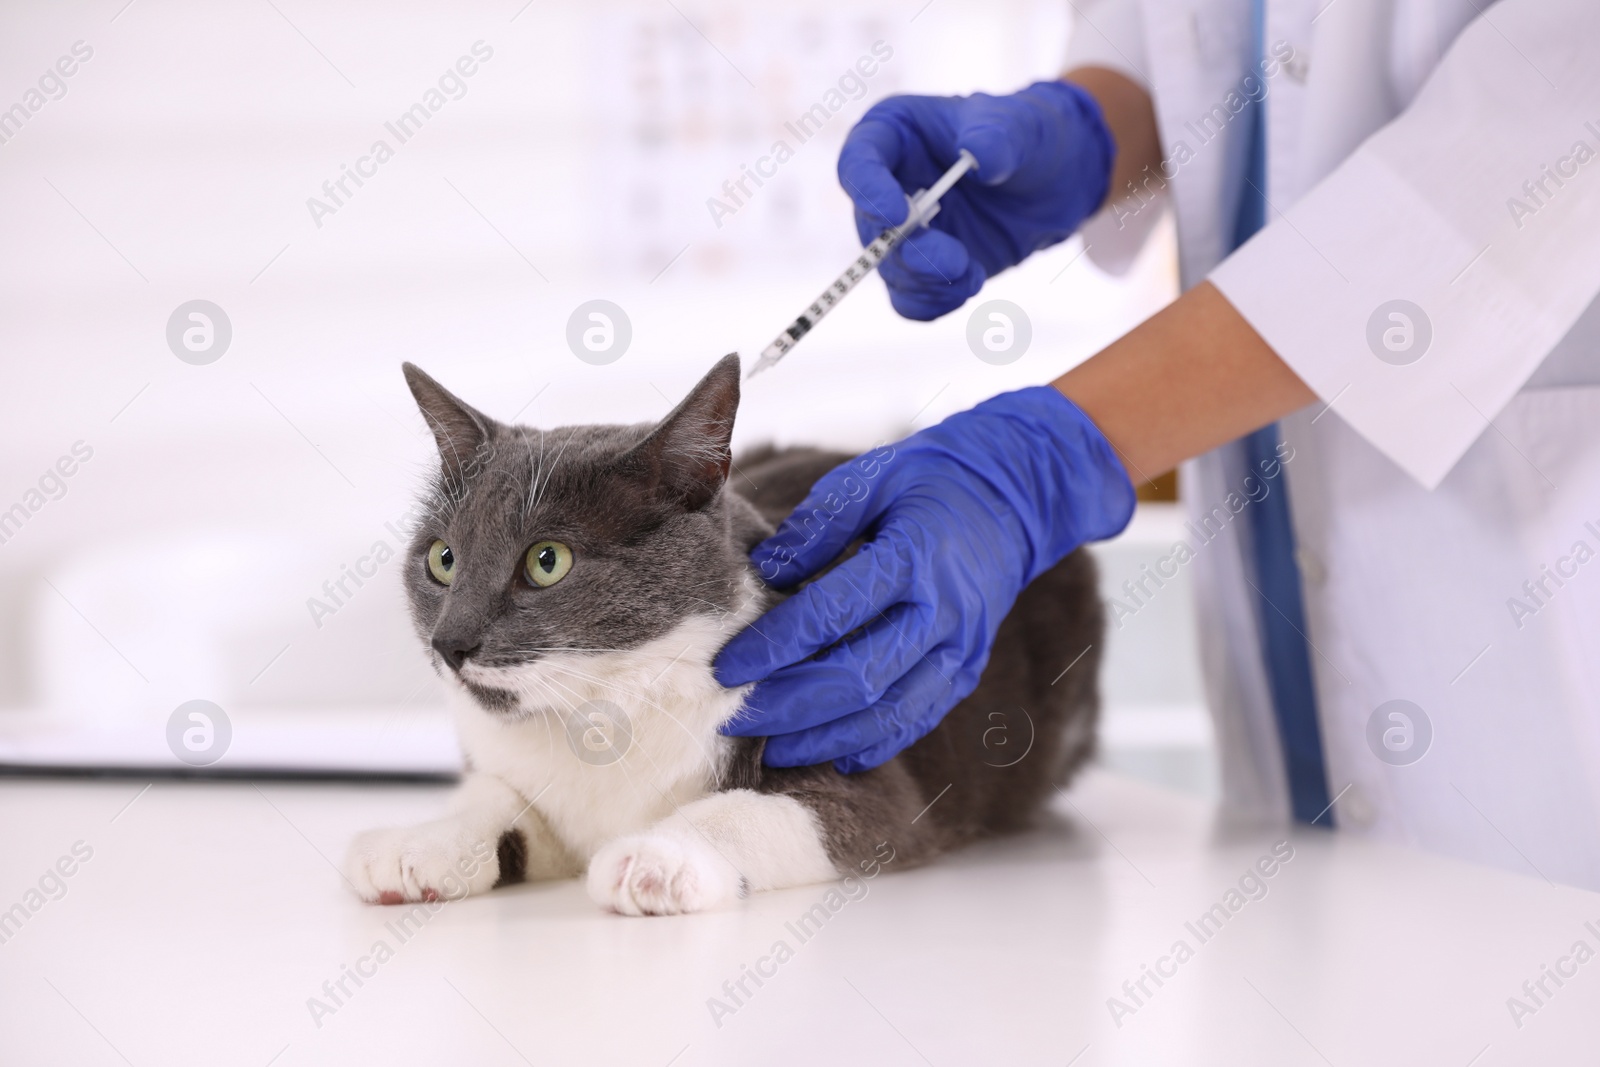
[0,0,1208,790]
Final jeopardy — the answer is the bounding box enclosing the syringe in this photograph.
[746,149,978,380]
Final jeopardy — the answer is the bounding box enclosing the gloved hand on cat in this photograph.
[716,386,1135,772]
[837,80,1115,321]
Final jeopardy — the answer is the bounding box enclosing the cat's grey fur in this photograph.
[723,443,1103,875]
[348,353,1103,912]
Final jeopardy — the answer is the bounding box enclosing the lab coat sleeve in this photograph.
[1209,0,1600,488]
[1064,0,1166,276]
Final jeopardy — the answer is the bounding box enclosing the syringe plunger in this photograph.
[746,150,978,379]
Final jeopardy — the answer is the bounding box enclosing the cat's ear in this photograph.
[624,353,740,510]
[402,363,493,483]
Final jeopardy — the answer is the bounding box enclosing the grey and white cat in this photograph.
[345,354,1105,915]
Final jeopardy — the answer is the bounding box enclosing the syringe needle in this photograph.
[744,337,787,380]
[744,150,977,380]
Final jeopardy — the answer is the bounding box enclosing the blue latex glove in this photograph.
[837,80,1115,321]
[716,387,1135,772]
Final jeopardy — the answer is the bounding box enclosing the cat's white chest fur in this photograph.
[348,577,837,915]
[452,605,754,861]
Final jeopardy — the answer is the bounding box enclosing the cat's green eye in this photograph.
[427,540,457,585]
[525,541,573,588]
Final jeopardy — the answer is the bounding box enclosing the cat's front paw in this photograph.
[345,821,499,905]
[586,834,744,916]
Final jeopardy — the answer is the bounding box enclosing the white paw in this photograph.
[586,834,744,916]
[345,821,499,905]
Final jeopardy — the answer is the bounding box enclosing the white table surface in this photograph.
[1,769,1596,1066]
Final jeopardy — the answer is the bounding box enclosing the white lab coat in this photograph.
[1068,0,1600,888]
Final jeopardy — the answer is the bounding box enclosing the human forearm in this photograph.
[1052,281,1317,481]
[1063,66,1162,213]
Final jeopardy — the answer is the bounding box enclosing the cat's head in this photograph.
[399,354,766,715]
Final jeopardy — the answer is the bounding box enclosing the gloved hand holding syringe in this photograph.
[745,149,978,380]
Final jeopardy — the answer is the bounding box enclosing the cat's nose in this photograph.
[431,635,481,672]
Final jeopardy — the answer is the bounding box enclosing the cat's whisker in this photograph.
[679,594,750,617]
[534,663,664,731]
[520,430,540,522]
[677,598,762,641]
[507,674,582,748]
[522,427,548,522]
[511,669,633,764]
[504,674,597,778]
[501,647,637,655]
[529,671,664,808]
[529,430,573,514]
[536,660,725,768]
